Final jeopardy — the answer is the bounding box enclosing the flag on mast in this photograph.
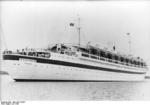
[127,33,130,35]
[70,23,74,27]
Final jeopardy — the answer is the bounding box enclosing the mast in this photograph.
[127,33,131,55]
[77,15,81,47]
[0,24,7,50]
[69,15,81,47]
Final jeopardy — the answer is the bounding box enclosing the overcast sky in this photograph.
[1,1,150,66]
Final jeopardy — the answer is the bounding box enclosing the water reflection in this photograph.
[1,75,150,100]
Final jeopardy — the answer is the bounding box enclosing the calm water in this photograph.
[1,74,150,101]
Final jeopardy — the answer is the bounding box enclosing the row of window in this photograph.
[19,52,51,58]
[81,53,146,67]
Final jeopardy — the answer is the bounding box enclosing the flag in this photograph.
[127,33,130,35]
[70,23,74,27]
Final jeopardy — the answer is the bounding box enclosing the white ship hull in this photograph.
[4,56,146,81]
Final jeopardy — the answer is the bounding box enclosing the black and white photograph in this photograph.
[0,0,150,101]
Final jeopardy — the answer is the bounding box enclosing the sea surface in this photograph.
[1,74,150,101]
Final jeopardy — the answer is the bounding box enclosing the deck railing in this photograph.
[3,49,146,68]
[81,52,144,68]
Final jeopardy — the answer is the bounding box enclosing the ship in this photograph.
[2,17,149,81]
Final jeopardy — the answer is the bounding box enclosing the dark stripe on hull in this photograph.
[14,79,135,82]
[3,54,146,74]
